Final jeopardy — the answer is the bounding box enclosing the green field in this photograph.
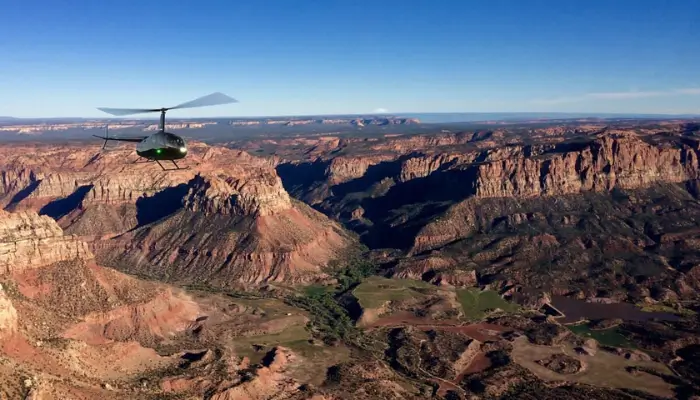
[352,276,436,309]
[303,284,334,298]
[457,288,519,320]
[232,321,351,385]
[566,323,634,348]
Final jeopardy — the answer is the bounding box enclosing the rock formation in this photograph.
[183,172,291,216]
[102,173,352,286]
[0,210,91,274]
[271,124,700,305]
[0,285,17,338]
[0,121,698,399]
[0,143,356,286]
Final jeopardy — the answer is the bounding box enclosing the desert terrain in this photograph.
[0,118,699,399]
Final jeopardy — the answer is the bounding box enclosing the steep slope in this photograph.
[0,209,197,398]
[273,127,700,303]
[0,209,361,399]
[0,210,91,273]
[279,131,699,245]
[100,173,353,286]
[0,143,356,286]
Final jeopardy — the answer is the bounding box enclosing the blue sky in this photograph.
[1,0,699,118]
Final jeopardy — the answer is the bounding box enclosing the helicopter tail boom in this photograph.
[92,135,146,151]
[92,135,145,143]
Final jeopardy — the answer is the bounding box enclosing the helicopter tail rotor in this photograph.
[91,125,109,149]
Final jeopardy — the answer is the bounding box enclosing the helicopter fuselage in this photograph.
[136,131,188,160]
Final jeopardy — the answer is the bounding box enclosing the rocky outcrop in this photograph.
[325,155,395,185]
[100,199,352,285]
[63,288,200,346]
[27,173,88,199]
[474,136,699,198]
[210,347,302,400]
[0,168,38,197]
[369,132,475,152]
[184,173,291,216]
[398,154,471,182]
[0,210,92,273]
[84,172,195,205]
[535,353,583,374]
[92,171,353,286]
[390,256,479,286]
[0,144,355,286]
[0,284,18,337]
[370,134,699,201]
[406,136,700,253]
[304,134,699,203]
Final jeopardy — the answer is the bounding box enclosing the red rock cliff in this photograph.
[0,210,92,274]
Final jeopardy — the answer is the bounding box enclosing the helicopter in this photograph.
[94,92,238,170]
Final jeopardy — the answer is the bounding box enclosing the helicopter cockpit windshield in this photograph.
[165,133,185,148]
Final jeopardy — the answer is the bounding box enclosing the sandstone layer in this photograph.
[272,124,700,304]
[0,210,91,274]
[0,143,356,286]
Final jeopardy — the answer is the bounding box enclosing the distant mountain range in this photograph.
[397,112,700,123]
[2,112,699,125]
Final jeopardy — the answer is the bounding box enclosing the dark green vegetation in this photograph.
[567,323,634,348]
[285,257,379,347]
[457,288,519,320]
[303,284,333,298]
[334,257,379,292]
[285,289,357,346]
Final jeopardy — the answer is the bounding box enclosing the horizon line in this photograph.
[3,111,700,121]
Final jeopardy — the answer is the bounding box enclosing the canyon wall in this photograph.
[0,210,92,274]
[474,136,698,198]
[0,143,356,286]
[307,134,698,196]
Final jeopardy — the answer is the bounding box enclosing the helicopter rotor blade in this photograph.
[96,107,162,116]
[169,92,238,110]
[96,92,237,116]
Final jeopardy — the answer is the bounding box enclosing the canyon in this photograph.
[0,118,699,398]
[0,142,355,288]
[274,123,700,302]
[0,209,368,399]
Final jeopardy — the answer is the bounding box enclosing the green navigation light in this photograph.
[156,149,162,154]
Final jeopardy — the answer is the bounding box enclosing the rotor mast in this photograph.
[159,109,166,132]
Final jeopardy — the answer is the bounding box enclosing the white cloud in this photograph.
[373,108,388,113]
[587,91,668,99]
[532,87,700,105]
[676,88,700,95]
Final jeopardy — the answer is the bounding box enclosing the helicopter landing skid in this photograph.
[155,159,189,171]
